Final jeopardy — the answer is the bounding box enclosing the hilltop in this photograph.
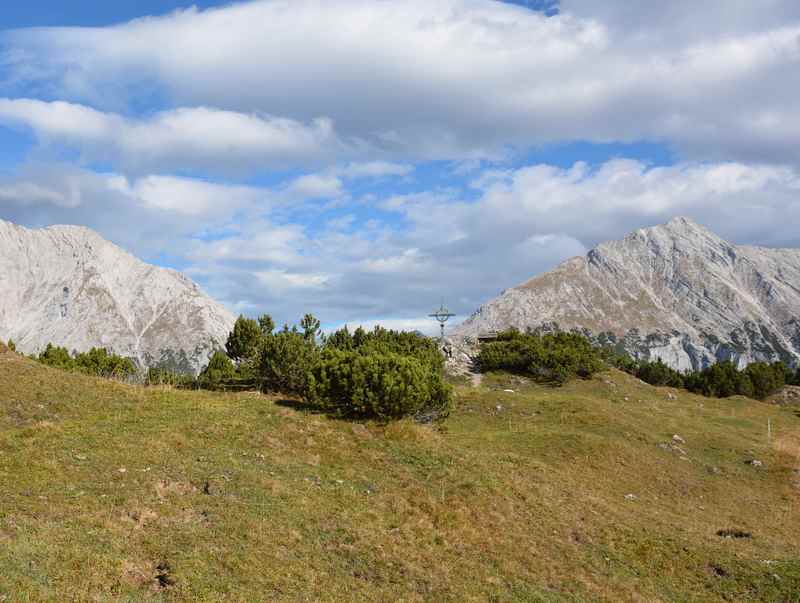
[0,219,235,374]
[457,217,800,371]
[1,348,799,601]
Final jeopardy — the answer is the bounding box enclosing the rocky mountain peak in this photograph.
[0,219,235,374]
[457,218,800,371]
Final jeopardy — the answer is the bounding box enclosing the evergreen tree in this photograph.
[199,350,236,388]
[258,314,275,336]
[259,328,318,395]
[225,315,262,363]
[300,313,321,343]
[38,343,75,370]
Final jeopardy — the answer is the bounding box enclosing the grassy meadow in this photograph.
[1,348,799,601]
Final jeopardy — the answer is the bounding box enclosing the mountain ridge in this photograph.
[456,217,800,370]
[0,218,235,373]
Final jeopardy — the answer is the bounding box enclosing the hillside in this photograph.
[1,349,799,601]
[456,217,800,371]
[0,219,235,374]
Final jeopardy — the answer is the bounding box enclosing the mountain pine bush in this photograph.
[73,347,137,379]
[306,348,451,420]
[478,330,603,385]
[634,359,685,388]
[258,326,319,395]
[198,350,236,388]
[37,344,136,379]
[225,315,263,363]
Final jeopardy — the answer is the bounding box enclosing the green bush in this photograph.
[478,331,603,385]
[38,344,76,370]
[306,348,452,420]
[38,344,136,379]
[258,327,319,395]
[677,360,785,400]
[199,350,236,389]
[74,348,137,379]
[326,325,444,373]
[634,359,685,388]
[6,339,15,353]
[742,362,786,399]
[226,315,263,363]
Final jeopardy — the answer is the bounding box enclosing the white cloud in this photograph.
[2,158,800,327]
[0,98,345,173]
[0,180,80,207]
[108,174,267,216]
[3,0,800,165]
[285,173,344,200]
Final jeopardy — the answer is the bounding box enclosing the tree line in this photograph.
[153,314,453,421]
[610,354,799,400]
[34,343,137,379]
[478,328,800,400]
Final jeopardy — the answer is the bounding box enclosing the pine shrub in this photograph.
[258,327,319,395]
[198,350,236,389]
[478,330,603,385]
[306,348,451,420]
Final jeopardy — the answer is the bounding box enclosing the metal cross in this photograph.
[428,303,456,341]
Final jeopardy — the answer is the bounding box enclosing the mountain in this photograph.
[0,219,235,374]
[456,217,800,371]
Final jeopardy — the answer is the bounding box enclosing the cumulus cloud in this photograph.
[3,0,800,165]
[0,98,347,173]
[560,0,800,42]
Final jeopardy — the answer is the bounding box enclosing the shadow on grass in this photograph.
[274,398,369,422]
[273,398,447,425]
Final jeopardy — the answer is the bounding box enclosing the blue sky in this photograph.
[1,0,799,333]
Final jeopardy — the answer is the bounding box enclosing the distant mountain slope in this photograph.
[0,219,235,373]
[456,217,800,370]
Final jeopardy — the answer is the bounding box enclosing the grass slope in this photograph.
[1,350,799,601]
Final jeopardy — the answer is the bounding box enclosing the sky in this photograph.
[0,1,799,334]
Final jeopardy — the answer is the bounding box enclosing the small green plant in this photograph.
[7,339,16,352]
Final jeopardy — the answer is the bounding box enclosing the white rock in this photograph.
[0,219,235,374]
[672,434,686,444]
